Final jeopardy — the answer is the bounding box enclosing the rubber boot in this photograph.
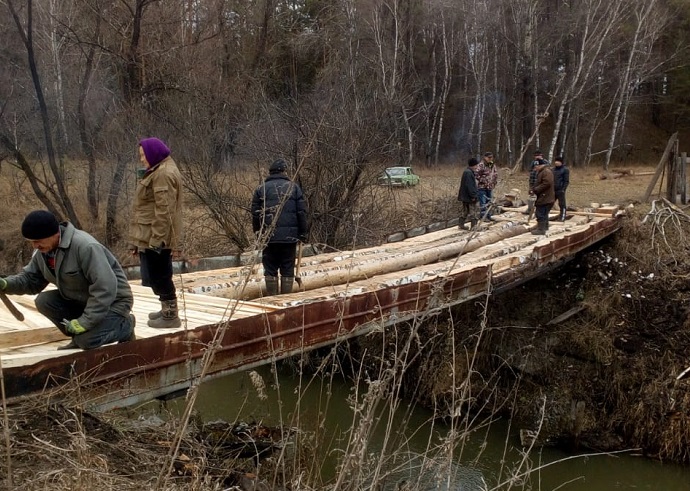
[280,276,295,294]
[459,219,468,230]
[531,221,546,235]
[148,299,181,329]
[265,276,279,296]
[470,219,478,230]
[560,209,567,222]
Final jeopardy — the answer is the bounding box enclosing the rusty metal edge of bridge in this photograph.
[2,218,620,411]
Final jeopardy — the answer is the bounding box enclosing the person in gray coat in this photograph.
[0,210,135,350]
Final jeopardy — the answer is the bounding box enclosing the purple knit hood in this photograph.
[139,137,171,166]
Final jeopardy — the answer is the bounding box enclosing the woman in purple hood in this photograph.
[129,137,184,328]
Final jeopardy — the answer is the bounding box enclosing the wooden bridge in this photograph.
[0,208,622,412]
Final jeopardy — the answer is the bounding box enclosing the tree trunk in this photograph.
[7,0,80,226]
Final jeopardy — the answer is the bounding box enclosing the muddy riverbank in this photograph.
[351,208,690,465]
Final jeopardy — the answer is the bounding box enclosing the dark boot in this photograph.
[148,299,181,329]
[531,221,546,235]
[265,276,279,296]
[280,276,295,294]
[459,219,468,230]
[560,209,567,221]
[470,219,478,230]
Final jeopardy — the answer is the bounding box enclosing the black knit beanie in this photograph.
[269,159,287,174]
[21,210,60,240]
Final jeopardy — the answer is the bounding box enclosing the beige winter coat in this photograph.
[129,156,184,251]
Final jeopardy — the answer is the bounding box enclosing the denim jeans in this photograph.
[478,188,493,218]
[35,290,134,350]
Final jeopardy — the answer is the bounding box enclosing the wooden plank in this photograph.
[643,132,678,202]
[0,327,66,349]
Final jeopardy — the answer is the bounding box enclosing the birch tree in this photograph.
[603,0,670,170]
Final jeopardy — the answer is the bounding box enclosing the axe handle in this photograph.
[0,291,25,322]
[295,242,303,286]
[526,196,536,224]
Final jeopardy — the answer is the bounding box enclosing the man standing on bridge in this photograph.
[458,158,480,231]
[530,160,555,235]
[475,151,498,221]
[0,210,135,350]
[252,159,309,296]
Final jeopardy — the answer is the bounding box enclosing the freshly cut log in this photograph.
[194,222,537,300]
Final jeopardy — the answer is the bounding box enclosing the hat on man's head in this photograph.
[468,157,479,167]
[554,155,564,164]
[139,137,171,166]
[269,159,288,174]
[534,149,543,156]
[483,152,494,158]
[21,210,60,240]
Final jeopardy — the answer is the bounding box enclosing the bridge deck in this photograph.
[0,210,621,410]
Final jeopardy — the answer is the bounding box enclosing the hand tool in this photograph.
[295,242,304,289]
[0,291,24,321]
[526,195,536,225]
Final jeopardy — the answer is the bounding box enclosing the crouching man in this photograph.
[0,210,135,350]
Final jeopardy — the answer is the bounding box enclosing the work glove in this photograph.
[0,277,6,290]
[129,245,138,255]
[61,318,86,335]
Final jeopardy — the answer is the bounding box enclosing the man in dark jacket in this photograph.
[526,149,550,216]
[552,155,570,221]
[251,159,309,295]
[0,210,135,350]
[458,158,480,230]
[531,161,555,235]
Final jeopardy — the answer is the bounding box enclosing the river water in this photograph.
[165,365,689,490]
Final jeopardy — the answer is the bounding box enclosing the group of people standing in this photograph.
[457,152,499,230]
[458,149,570,234]
[0,139,306,351]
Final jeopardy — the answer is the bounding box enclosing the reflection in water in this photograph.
[161,365,689,491]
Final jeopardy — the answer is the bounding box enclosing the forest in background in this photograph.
[0,0,689,253]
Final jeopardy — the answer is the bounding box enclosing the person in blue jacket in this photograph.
[251,159,309,295]
[552,155,570,221]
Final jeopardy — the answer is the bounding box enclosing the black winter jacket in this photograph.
[553,166,570,193]
[458,168,478,203]
[251,174,308,243]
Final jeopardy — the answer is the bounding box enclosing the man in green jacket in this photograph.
[0,210,135,350]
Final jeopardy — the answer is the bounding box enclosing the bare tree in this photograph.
[5,0,81,225]
[603,0,670,170]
